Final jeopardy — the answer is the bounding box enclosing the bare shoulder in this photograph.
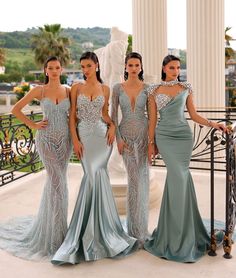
[29,85,43,99]
[71,82,83,94]
[102,84,110,96]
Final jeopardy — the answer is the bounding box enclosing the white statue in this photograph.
[95,27,129,176]
[95,27,128,89]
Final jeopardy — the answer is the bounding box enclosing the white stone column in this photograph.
[132,0,168,83]
[187,0,225,108]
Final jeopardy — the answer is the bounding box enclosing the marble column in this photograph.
[186,0,225,108]
[132,0,168,83]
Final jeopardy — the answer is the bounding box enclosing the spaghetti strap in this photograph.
[41,85,45,98]
[65,86,69,98]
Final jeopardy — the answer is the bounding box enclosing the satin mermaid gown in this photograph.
[112,83,149,244]
[51,94,136,265]
[144,86,210,262]
[0,88,72,260]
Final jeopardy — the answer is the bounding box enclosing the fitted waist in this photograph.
[77,118,108,138]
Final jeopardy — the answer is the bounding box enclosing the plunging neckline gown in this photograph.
[111,83,150,245]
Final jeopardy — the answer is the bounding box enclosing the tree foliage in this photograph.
[0,48,5,66]
[31,24,71,66]
[225,27,236,62]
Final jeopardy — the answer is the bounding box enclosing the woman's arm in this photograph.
[111,84,123,143]
[147,93,158,164]
[69,83,84,159]
[11,86,47,130]
[186,93,227,132]
[102,85,115,145]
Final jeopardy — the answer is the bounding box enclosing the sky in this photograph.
[0,0,235,50]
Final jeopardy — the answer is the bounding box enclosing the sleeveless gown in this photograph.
[0,95,72,260]
[144,88,211,262]
[51,94,137,265]
[111,83,149,244]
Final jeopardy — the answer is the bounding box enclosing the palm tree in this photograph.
[31,24,71,66]
[0,48,5,66]
[225,27,235,62]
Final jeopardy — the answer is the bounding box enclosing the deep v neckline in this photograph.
[120,83,145,113]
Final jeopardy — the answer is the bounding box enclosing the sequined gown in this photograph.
[51,93,136,265]
[144,84,211,262]
[0,90,72,260]
[111,83,149,244]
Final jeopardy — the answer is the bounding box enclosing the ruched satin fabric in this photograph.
[144,90,211,262]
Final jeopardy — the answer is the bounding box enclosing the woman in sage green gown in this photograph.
[144,55,227,262]
[51,52,136,265]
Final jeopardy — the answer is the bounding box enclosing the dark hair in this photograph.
[161,55,181,81]
[124,52,144,81]
[44,56,62,84]
[80,51,103,83]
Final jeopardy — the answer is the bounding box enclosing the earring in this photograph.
[96,68,99,72]
[46,73,48,76]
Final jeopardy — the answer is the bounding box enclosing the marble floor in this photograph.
[0,164,235,278]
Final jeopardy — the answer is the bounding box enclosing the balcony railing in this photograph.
[1,109,236,186]
[0,112,43,186]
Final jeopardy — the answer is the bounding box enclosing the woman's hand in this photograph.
[209,121,230,133]
[117,139,129,155]
[106,124,115,146]
[148,143,158,165]
[32,119,48,130]
[73,140,84,160]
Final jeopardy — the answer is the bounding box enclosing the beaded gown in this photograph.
[51,93,136,265]
[111,83,149,244]
[0,87,72,260]
[144,83,211,262]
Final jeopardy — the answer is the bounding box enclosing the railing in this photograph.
[1,109,236,186]
[0,112,43,186]
[208,124,236,259]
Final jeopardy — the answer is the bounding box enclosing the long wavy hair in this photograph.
[44,56,62,84]
[161,55,181,81]
[124,52,144,81]
[80,51,103,83]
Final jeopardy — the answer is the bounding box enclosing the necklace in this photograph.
[160,80,179,86]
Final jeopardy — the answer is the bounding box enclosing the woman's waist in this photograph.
[119,117,148,127]
[156,123,192,138]
[77,118,107,136]
[36,128,71,139]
